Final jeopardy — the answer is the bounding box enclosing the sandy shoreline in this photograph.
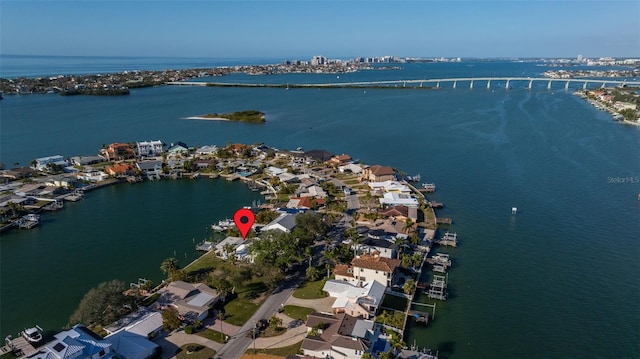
[184,116,231,121]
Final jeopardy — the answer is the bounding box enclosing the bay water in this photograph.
[0,58,638,358]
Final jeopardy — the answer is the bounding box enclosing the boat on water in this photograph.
[211,218,234,231]
[21,325,43,343]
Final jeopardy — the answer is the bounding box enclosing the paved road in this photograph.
[214,274,305,359]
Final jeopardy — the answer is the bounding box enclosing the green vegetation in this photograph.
[219,280,268,326]
[293,278,327,299]
[197,329,226,343]
[68,279,135,327]
[176,344,215,359]
[162,307,182,331]
[375,310,405,329]
[282,305,314,321]
[202,110,265,123]
[245,341,302,357]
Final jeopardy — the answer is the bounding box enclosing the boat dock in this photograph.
[3,335,38,357]
[428,201,443,208]
[436,217,452,225]
[426,274,448,300]
[196,241,214,251]
[435,231,457,247]
[420,183,436,192]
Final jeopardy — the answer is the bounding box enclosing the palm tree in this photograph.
[269,315,282,330]
[403,279,416,296]
[160,257,180,281]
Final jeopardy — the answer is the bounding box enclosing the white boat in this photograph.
[21,325,43,343]
[211,218,234,231]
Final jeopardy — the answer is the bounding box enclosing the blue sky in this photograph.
[1,0,638,58]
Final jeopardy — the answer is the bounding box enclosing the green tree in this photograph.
[269,315,283,329]
[68,279,133,326]
[306,266,321,281]
[361,353,375,359]
[378,351,393,359]
[160,257,181,281]
[161,307,182,331]
[403,279,416,295]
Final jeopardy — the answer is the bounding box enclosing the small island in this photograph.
[192,110,266,123]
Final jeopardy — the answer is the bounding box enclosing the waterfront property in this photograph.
[335,254,402,288]
[156,281,221,322]
[323,279,386,319]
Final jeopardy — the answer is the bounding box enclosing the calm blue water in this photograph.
[1,57,638,358]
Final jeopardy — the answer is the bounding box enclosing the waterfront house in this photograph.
[214,236,250,261]
[335,254,401,287]
[167,142,189,155]
[379,192,419,207]
[196,145,218,155]
[362,165,396,183]
[26,324,117,359]
[70,155,105,167]
[323,279,386,319]
[329,154,352,166]
[105,163,137,177]
[32,155,68,172]
[136,160,163,180]
[136,140,163,158]
[301,312,375,359]
[301,149,334,164]
[45,174,77,189]
[379,205,418,222]
[103,143,135,161]
[157,281,221,322]
[104,309,163,338]
[0,167,38,180]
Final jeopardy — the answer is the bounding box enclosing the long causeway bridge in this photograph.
[167,77,640,91]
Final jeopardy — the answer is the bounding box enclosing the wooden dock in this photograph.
[3,336,38,357]
[426,274,448,300]
[436,217,452,225]
[428,201,443,208]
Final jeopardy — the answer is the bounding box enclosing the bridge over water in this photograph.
[167,77,640,91]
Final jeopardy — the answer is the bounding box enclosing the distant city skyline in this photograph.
[1,1,638,59]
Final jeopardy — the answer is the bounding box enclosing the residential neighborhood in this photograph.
[1,140,453,359]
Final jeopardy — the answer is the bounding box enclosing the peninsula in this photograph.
[1,140,450,359]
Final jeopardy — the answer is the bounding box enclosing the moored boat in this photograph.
[21,325,43,344]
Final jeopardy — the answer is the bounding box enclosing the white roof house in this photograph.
[214,236,250,260]
[26,324,116,359]
[368,181,412,193]
[339,163,363,174]
[104,331,159,359]
[323,279,386,319]
[379,192,419,207]
[33,155,68,171]
[264,166,287,177]
[196,145,218,155]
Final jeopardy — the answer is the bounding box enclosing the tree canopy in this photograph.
[68,279,134,327]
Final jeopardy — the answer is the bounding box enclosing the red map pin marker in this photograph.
[233,208,255,239]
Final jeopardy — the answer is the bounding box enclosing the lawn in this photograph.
[292,278,327,299]
[222,280,269,326]
[196,328,226,343]
[281,305,314,321]
[184,251,220,274]
[175,344,216,359]
[245,341,302,357]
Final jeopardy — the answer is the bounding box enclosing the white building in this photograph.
[136,140,163,157]
[323,279,386,319]
[261,212,298,233]
[379,192,419,207]
[33,155,68,171]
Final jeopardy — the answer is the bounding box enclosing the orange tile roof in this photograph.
[352,254,400,273]
[334,264,353,278]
